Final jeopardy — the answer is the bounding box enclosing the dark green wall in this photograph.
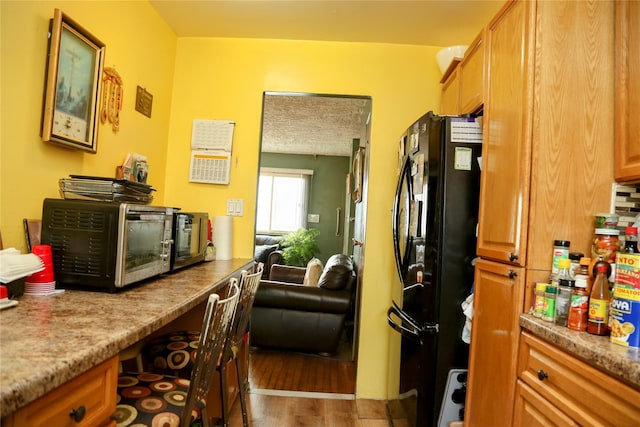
[260,152,349,264]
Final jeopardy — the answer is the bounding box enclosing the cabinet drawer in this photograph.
[518,332,640,426]
[6,356,118,427]
[514,380,578,427]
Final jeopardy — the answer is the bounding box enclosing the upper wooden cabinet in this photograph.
[614,0,640,183]
[476,0,615,267]
[458,30,485,114]
[439,30,485,115]
[440,67,460,115]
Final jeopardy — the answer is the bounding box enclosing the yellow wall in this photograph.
[1,1,449,401]
[165,37,444,398]
[0,1,176,248]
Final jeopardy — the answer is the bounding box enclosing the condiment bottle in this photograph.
[569,252,584,279]
[568,275,589,332]
[624,226,638,254]
[533,283,547,318]
[576,257,592,293]
[588,263,611,336]
[543,285,557,322]
[555,258,574,327]
[550,240,570,286]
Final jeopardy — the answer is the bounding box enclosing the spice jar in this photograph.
[533,282,547,318]
[543,285,557,322]
[591,228,620,265]
[568,277,589,332]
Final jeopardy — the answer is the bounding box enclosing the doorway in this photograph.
[253,91,371,392]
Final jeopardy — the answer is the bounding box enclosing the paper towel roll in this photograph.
[213,216,233,260]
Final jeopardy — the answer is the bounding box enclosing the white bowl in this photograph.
[436,45,469,74]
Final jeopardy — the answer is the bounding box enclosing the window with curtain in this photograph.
[256,168,313,234]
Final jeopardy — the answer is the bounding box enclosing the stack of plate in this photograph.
[59,175,155,204]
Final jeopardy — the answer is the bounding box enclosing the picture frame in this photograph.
[41,9,105,153]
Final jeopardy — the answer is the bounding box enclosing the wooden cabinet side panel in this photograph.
[459,30,485,114]
[614,0,640,183]
[477,0,534,265]
[465,259,525,426]
[527,0,615,271]
[440,68,460,115]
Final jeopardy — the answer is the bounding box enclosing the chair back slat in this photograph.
[182,279,240,427]
[227,263,264,350]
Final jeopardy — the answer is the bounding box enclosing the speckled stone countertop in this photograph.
[520,314,640,389]
[0,258,254,418]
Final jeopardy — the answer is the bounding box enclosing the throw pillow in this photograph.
[254,244,279,265]
[303,258,323,286]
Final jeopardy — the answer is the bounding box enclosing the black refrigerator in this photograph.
[387,111,482,427]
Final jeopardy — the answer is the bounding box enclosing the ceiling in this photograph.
[149,0,503,156]
[149,0,503,47]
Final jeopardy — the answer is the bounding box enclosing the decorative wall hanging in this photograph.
[41,9,105,153]
[101,66,123,132]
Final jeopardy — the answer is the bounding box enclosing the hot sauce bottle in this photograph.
[588,263,610,336]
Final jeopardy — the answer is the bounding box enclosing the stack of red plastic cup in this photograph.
[25,244,55,295]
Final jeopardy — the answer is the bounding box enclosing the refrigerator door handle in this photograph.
[387,304,422,343]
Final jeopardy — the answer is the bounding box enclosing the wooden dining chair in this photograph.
[112,278,239,427]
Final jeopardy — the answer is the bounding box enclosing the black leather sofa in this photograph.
[250,254,356,354]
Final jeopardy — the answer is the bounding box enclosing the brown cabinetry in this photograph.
[3,356,118,427]
[466,259,525,426]
[468,0,615,424]
[515,332,640,426]
[440,67,460,115]
[614,0,640,183]
[458,31,484,114]
[439,30,485,116]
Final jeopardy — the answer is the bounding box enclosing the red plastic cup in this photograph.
[28,244,55,283]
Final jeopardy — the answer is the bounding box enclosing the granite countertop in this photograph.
[520,313,640,389]
[0,258,254,418]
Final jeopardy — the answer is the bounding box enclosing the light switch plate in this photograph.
[308,214,320,223]
[226,199,244,216]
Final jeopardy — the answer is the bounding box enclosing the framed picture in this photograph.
[41,9,105,153]
[352,147,365,203]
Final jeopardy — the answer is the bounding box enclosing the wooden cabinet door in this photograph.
[476,0,534,265]
[465,259,525,426]
[614,0,640,183]
[440,68,460,115]
[459,30,484,114]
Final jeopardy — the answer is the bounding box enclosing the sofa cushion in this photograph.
[255,235,282,246]
[254,244,279,265]
[318,254,354,290]
[303,258,323,286]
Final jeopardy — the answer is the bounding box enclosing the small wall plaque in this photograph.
[135,86,153,118]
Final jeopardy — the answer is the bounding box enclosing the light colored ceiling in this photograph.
[150,0,503,156]
[149,0,503,47]
[261,94,370,156]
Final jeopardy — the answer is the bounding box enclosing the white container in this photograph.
[436,45,468,74]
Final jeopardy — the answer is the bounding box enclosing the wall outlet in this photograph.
[308,213,320,223]
[226,199,244,216]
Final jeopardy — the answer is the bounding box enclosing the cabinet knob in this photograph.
[508,252,519,262]
[69,405,86,423]
[537,369,549,381]
[508,270,518,279]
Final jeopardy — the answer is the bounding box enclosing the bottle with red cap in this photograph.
[588,263,611,336]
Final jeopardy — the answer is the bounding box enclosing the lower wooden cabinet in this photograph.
[4,356,118,427]
[516,332,640,427]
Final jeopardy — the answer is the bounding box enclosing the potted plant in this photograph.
[280,228,320,267]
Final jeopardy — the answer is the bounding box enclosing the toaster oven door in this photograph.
[116,205,173,286]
